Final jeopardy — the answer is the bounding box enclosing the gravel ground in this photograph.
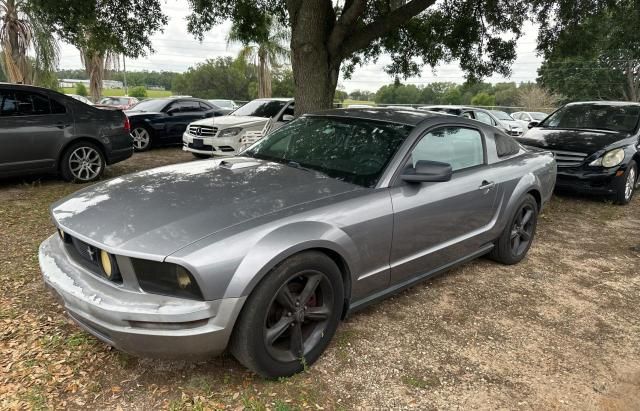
[1,147,639,410]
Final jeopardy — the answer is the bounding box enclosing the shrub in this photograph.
[128,86,148,98]
[75,83,88,97]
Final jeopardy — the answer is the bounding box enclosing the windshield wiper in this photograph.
[286,161,330,178]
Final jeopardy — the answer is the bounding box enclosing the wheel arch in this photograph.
[222,221,358,313]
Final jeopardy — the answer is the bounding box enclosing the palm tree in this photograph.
[0,0,58,84]
[80,46,118,101]
[227,17,289,98]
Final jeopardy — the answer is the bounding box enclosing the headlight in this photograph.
[99,250,121,282]
[589,148,625,168]
[217,127,243,138]
[130,259,204,300]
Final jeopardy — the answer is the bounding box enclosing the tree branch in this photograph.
[327,0,367,56]
[337,0,436,60]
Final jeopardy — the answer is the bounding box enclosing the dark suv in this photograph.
[0,84,133,183]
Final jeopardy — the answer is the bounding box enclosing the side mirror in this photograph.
[282,114,295,122]
[528,121,539,129]
[401,160,453,183]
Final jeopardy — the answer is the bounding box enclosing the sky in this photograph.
[58,2,543,93]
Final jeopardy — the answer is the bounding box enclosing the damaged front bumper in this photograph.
[38,235,245,359]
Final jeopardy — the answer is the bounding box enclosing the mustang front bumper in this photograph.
[39,235,245,359]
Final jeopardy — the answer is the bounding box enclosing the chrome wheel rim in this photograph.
[625,167,636,201]
[131,127,150,150]
[69,146,102,181]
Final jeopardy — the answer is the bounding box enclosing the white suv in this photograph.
[183,98,294,158]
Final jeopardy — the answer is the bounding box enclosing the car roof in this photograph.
[309,107,449,126]
[565,101,640,107]
[253,97,294,102]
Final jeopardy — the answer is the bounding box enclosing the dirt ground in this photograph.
[1,147,639,410]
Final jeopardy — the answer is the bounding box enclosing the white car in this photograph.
[183,98,294,158]
[65,94,93,105]
[511,111,549,131]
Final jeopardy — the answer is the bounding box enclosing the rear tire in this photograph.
[230,251,344,378]
[490,194,538,265]
[60,141,105,183]
[131,126,152,152]
[614,160,637,205]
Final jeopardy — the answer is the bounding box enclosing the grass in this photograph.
[60,87,172,98]
[341,99,376,107]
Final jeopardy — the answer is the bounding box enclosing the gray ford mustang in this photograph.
[39,108,556,378]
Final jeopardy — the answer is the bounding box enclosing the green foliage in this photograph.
[470,92,496,106]
[31,0,167,58]
[375,84,422,104]
[536,0,640,101]
[128,86,147,98]
[172,57,258,100]
[271,69,295,97]
[75,83,88,96]
[334,89,348,102]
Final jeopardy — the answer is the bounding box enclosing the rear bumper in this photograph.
[39,235,245,359]
[106,146,133,165]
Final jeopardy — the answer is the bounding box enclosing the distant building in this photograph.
[59,79,124,89]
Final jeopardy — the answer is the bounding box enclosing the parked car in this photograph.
[209,99,239,111]
[95,96,139,110]
[0,84,132,183]
[183,98,294,158]
[490,110,525,136]
[419,105,523,136]
[125,97,228,151]
[40,108,556,378]
[516,101,640,204]
[65,94,93,105]
[511,111,549,130]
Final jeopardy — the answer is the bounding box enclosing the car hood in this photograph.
[516,127,631,154]
[190,115,268,129]
[51,158,362,259]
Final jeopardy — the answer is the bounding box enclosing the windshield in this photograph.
[541,104,640,133]
[210,99,233,109]
[490,110,514,121]
[245,116,413,188]
[129,99,169,112]
[530,112,548,121]
[231,99,287,118]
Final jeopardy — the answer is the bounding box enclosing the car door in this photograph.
[164,100,207,139]
[0,89,71,174]
[389,125,499,285]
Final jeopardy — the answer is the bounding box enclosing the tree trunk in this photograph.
[289,1,339,115]
[257,47,272,98]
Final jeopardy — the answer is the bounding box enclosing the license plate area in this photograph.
[193,138,204,148]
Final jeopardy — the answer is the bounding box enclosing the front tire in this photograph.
[131,126,152,152]
[230,251,344,378]
[490,194,538,265]
[60,141,105,183]
[614,160,637,205]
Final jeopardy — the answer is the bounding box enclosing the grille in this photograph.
[218,146,235,152]
[70,237,99,266]
[188,142,214,151]
[188,125,218,137]
[549,149,588,167]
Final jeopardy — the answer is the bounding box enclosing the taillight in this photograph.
[124,116,131,132]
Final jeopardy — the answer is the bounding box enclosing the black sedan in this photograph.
[125,98,229,151]
[516,102,640,204]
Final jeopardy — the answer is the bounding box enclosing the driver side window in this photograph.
[410,127,485,172]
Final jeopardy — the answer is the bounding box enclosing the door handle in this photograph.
[479,180,496,191]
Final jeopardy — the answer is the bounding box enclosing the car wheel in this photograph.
[230,251,344,378]
[60,142,105,183]
[489,194,538,265]
[192,153,212,159]
[614,160,637,205]
[131,126,152,151]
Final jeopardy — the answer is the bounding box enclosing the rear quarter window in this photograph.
[494,133,521,157]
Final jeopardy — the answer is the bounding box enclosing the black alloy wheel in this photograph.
[489,194,539,265]
[263,271,334,363]
[510,203,535,257]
